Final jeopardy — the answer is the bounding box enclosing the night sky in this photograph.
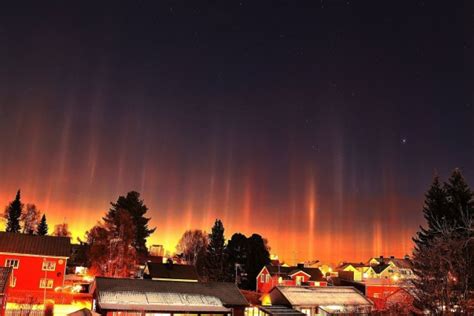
[0,1,472,263]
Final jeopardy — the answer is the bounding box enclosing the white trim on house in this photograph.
[288,270,311,278]
[0,252,69,259]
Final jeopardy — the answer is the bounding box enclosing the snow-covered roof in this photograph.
[98,290,230,312]
[93,277,249,312]
[271,286,373,307]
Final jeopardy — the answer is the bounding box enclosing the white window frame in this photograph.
[260,274,265,282]
[39,278,54,289]
[266,274,271,283]
[5,259,19,269]
[42,261,56,271]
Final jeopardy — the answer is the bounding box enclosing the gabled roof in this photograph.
[288,270,311,277]
[264,265,324,281]
[337,262,367,270]
[389,258,412,269]
[369,257,412,269]
[94,277,249,308]
[270,286,373,307]
[144,262,199,281]
[371,263,391,274]
[0,267,12,294]
[0,232,70,257]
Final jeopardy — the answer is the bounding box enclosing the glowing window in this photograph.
[5,259,19,269]
[42,261,56,271]
[39,278,53,289]
[300,308,311,316]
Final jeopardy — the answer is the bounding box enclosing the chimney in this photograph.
[297,263,305,269]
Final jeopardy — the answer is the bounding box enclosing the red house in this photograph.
[0,267,12,316]
[0,232,71,304]
[256,264,326,293]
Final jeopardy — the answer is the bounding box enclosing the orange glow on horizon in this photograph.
[0,187,419,264]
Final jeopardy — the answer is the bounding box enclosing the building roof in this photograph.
[270,286,373,307]
[371,263,391,274]
[240,290,262,305]
[258,305,305,316]
[93,277,249,310]
[337,262,367,270]
[144,262,199,281]
[265,265,324,281]
[0,267,12,294]
[369,257,412,269]
[389,258,412,269]
[0,232,71,257]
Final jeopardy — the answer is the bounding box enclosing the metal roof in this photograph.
[0,232,71,257]
[94,277,249,309]
[258,305,305,316]
[271,286,373,307]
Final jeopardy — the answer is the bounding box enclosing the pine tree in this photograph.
[443,169,474,227]
[206,219,226,281]
[4,190,23,233]
[412,170,474,313]
[413,176,448,246]
[104,191,155,258]
[37,214,48,235]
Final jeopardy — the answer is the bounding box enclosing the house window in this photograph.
[300,308,311,316]
[278,276,283,284]
[266,274,271,283]
[39,278,53,289]
[260,274,265,283]
[10,276,16,287]
[296,275,304,285]
[5,259,19,269]
[42,261,56,271]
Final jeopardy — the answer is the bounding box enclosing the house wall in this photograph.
[0,253,67,303]
[365,285,399,300]
[256,268,280,293]
[343,266,362,281]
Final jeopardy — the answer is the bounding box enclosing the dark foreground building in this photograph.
[91,277,249,316]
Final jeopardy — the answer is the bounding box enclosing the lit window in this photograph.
[300,308,311,316]
[39,278,53,289]
[296,276,303,285]
[260,274,265,282]
[266,274,271,283]
[42,261,56,271]
[10,276,16,287]
[278,277,283,284]
[5,259,19,269]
